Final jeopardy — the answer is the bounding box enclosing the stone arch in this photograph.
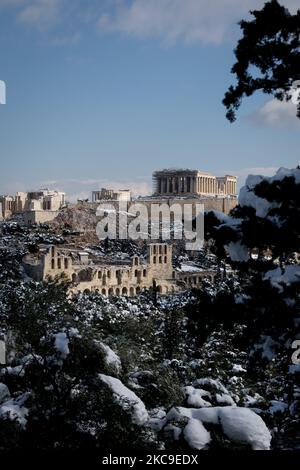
[108,288,114,296]
[136,286,141,295]
[101,288,106,296]
[115,288,120,296]
[72,273,77,283]
[122,287,128,296]
[83,289,90,295]
[129,287,135,297]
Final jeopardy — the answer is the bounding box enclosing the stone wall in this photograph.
[22,243,216,297]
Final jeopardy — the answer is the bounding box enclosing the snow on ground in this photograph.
[193,378,229,394]
[164,406,271,450]
[215,393,235,406]
[184,386,212,408]
[98,374,149,425]
[177,264,204,273]
[183,418,211,450]
[218,407,271,450]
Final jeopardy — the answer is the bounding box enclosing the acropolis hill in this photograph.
[0,168,238,297]
[0,168,238,224]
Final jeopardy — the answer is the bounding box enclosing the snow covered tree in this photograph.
[204,167,300,448]
[224,0,300,122]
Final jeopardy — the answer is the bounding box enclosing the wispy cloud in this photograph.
[17,0,64,31]
[1,1,299,46]
[97,0,299,46]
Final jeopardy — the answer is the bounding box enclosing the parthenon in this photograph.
[152,169,237,197]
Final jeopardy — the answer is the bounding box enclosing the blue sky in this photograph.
[0,0,299,201]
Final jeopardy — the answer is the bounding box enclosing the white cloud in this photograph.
[17,0,64,31]
[39,177,152,202]
[97,0,299,45]
[248,98,300,129]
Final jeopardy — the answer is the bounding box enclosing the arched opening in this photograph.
[101,288,106,296]
[159,256,162,264]
[153,256,156,264]
[108,288,114,296]
[83,289,90,295]
[98,271,102,279]
[164,256,167,263]
[51,259,55,269]
[130,287,135,297]
[122,287,128,296]
[134,257,139,266]
[72,273,77,283]
[115,288,120,296]
[64,258,69,269]
[136,287,140,295]
[143,269,147,277]
[134,269,138,277]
